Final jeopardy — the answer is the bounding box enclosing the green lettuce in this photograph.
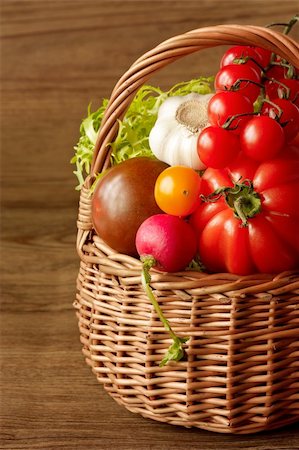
[71,76,214,189]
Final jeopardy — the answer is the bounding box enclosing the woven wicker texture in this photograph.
[74,24,299,433]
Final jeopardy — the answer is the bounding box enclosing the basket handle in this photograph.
[90,24,299,177]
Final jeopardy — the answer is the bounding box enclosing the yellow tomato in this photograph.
[154,166,201,216]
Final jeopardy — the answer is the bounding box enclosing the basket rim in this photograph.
[76,184,299,292]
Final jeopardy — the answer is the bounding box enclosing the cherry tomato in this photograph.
[197,126,241,169]
[154,166,201,217]
[240,116,285,161]
[208,91,254,134]
[262,98,299,142]
[215,64,262,102]
[265,63,298,80]
[251,46,272,67]
[220,45,263,73]
[265,77,299,106]
[190,146,299,275]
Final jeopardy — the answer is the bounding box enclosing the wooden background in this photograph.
[1,1,299,449]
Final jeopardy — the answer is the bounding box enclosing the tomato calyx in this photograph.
[233,56,265,73]
[225,181,261,226]
[201,179,262,226]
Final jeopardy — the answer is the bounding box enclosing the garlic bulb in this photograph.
[149,92,213,170]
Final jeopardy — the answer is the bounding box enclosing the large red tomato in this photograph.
[190,147,299,275]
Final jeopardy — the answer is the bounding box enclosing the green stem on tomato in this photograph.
[202,180,262,227]
[222,111,259,130]
[233,56,265,74]
[266,60,296,78]
[283,14,299,35]
[265,15,298,72]
[230,78,265,92]
[260,98,284,119]
[265,14,299,35]
[264,77,291,99]
[228,78,265,105]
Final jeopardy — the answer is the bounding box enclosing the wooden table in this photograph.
[1,1,299,448]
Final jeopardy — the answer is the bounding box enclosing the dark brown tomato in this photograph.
[92,157,168,256]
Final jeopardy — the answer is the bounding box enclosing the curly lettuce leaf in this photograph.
[71,101,108,190]
[72,77,214,189]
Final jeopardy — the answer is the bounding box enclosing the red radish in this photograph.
[136,214,197,273]
[137,213,195,365]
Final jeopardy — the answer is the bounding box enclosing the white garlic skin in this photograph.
[149,93,213,170]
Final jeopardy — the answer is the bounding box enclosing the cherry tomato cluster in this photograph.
[197,44,299,168]
[150,42,299,276]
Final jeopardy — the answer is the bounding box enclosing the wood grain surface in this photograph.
[1,1,299,449]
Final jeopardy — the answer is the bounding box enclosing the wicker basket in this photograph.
[74,24,299,434]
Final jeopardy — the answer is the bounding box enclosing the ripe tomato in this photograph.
[207,91,254,133]
[265,63,298,81]
[291,131,299,146]
[240,116,285,161]
[251,46,272,67]
[262,98,299,142]
[197,125,241,169]
[265,77,299,107]
[154,166,201,216]
[92,157,168,256]
[220,45,263,72]
[215,64,261,102]
[190,146,299,275]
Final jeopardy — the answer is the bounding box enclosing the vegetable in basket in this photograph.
[71,77,213,189]
[148,92,213,169]
[136,213,197,366]
[215,64,262,102]
[261,97,299,142]
[197,35,299,168]
[154,165,202,216]
[265,77,299,107]
[91,157,168,256]
[190,146,299,275]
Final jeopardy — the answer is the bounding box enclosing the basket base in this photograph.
[108,389,299,434]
